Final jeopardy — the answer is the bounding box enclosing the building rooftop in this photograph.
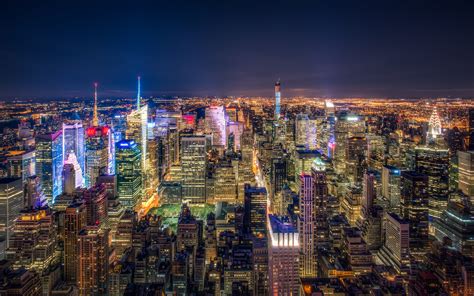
[269,215,297,234]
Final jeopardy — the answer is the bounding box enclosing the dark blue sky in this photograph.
[1,0,473,99]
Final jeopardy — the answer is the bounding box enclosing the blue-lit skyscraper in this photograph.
[116,139,142,211]
[36,131,63,204]
[275,80,281,120]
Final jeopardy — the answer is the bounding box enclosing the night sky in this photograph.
[1,0,473,99]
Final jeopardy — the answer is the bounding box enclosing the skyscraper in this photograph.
[78,226,109,296]
[82,184,108,228]
[377,212,410,275]
[362,171,376,215]
[64,202,87,283]
[126,76,148,172]
[427,106,442,144]
[36,131,63,204]
[469,109,474,151]
[458,151,474,198]
[225,121,243,151]
[181,135,207,204]
[274,80,281,120]
[116,140,143,211]
[433,201,474,258]
[295,113,317,150]
[382,165,401,213]
[312,158,330,248]
[325,100,336,158]
[86,126,113,188]
[6,150,36,184]
[400,171,429,259]
[7,208,57,272]
[271,158,286,203]
[334,112,365,174]
[0,178,23,248]
[415,146,449,220]
[205,106,227,151]
[345,136,367,183]
[85,83,114,187]
[244,185,267,237]
[341,227,373,274]
[268,215,299,295]
[298,173,317,277]
[63,121,85,183]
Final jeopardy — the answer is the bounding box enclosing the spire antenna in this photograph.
[136,76,141,111]
[92,82,99,126]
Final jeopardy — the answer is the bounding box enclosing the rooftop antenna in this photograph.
[92,82,99,126]
[136,76,141,111]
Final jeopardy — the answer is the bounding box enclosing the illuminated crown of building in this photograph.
[427,106,442,139]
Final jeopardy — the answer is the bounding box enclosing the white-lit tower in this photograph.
[275,80,281,120]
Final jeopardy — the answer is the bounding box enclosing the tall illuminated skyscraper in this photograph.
[458,151,474,198]
[86,126,113,187]
[6,150,35,184]
[362,171,376,215]
[433,201,474,258]
[244,185,267,237]
[382,165,401,213]
[275,80,281,120]
[126,76,148,172]
[377,212,410,275]
[268,215,299,295]
[334,112,365,174]
[469,109,474,151]
[345,136,367,183]
[400,171,429,259]
[64,202,87,283]
[78,226,109,296]
[0,178,23,249]
[36,131,63,204]
[63,121,85,183]
[414,146,449,220]
[226,121,244,151]
[295,113,317,150]
[82,184,109,229]
[312,158,330,249]
[181,135,207,204]
[298,173,317,277]
[205,106,227,150]
[6,208,57,272]
[271,158,286,204]
[427,106,442,143]
[325,100,336,158]
[116,140,142,211]
[85,83,115,188]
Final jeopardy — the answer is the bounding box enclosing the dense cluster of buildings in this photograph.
[0,80,473,295]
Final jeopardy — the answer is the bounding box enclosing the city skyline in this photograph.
[2,1,474,295]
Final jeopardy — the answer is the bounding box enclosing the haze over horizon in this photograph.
[1,0,473,99]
